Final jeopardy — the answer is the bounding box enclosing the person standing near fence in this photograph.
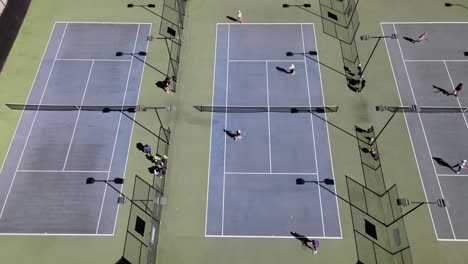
[143,144,152,155]
[164,76,172,93]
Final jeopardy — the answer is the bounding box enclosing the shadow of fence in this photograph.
[348,125,413,264]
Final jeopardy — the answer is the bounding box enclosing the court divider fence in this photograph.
[349,125,413,264]
[318,0,361,81]
[119,125,170,264]
[145,0,185,92]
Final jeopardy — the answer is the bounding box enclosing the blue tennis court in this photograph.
[382,22,468,240]
[205,23,341,238]
[0,22,150,235]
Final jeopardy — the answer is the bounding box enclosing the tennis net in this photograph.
[194,105,339,113]
[5,104,159,112]
[376,105,468,113]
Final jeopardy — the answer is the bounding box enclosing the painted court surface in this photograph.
[206,24,341,238]
[0,22,150,234]
[383,22,468,240]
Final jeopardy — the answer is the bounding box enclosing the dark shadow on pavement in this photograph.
[146,154,155,162]
[156,81,166,91]
[223,129,236,139]
[290,231,314,249]
[356,127,373,133]
[344,66,356,77]
[226,16,238,22]
[348,83,359,92]
[275,66,289,74]
[148,166,159,174]
[432,157,457,173]
[432,85,451,95]
[136,142,144,152]
[403,36,417,43]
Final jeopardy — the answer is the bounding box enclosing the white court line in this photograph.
[16,170,108,173]
[311,23,343,238]
[406,59,468,63]
[205,23,220,237]
[229,59,304,63]
[301,24,325,237]
[0,22,58,177]
[218,23,315,25]
[382,23,440,240]
[443,60,468,129]
[393,24,457,239]
[62,60,95,170]
[437,174,468,177]
[221,24,231,236]
[95,24,141,234]
[438,238,468,241]
[382,22,468,24]
[56,58,132,62]
[56,21,152,25]
[205,234,342,239]
[0,233,113,236]
[113,23,153,236]
[265,61,272,173]
[225,172,318,175]
[0,23,69,221]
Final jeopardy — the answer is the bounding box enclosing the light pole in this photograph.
[115,51,147,57]
[282,3,311,8]
[117,50,172,80]
[392,198,446,225]
[359,33,397,75]
[127,3,183,29]
[286,51,348,78]
[296,177,388,226]
[85,177,159,223]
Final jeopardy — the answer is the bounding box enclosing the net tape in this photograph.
[194,105,339,113]
[5,104,175,112]
[376,104,468,113]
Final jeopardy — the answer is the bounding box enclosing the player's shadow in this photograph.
[275,66,290,74]
[403,36,417,43]
[432,85,451,96]
[223,129,236,139]
[226,16,238,22]
[361,147,370,153]
[432,157,457,172]
[155,81,166,91]
[145,154,155,163]
[148,165,164,175]
[148,166,157,174]
[136,142,145,152]
[290,231,314,250]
